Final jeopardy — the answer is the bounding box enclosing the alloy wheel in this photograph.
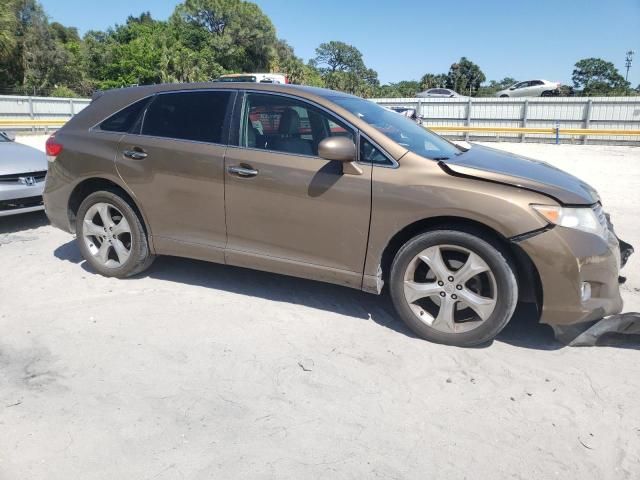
[403,244,497,334]
[82,202,132,268]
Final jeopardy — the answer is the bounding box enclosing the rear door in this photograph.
[223,92,372,285]
[116,90,234,256]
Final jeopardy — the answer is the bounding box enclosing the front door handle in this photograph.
[228,165,258,178]
[123,149,148,160]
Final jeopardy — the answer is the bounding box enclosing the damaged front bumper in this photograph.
[515,213,633,328]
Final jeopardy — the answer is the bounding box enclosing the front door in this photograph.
[116,90,233,255]
[224,92,372,287]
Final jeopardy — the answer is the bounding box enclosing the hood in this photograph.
[442,144,598,205]
[0,141,47,175]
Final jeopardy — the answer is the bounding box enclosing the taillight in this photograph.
[45,134,62,161]
[284,75,288,84]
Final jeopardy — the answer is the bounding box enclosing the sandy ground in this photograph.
[1,137,639,479]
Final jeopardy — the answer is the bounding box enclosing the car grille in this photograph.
[0,195,44,211]
[0,170,47,183]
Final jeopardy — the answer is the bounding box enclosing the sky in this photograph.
[39,0,640,87]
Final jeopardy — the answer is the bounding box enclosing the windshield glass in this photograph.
[0,132,10,142]
[330,96,461,160]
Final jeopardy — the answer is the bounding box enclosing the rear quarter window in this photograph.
[99,98,150,133]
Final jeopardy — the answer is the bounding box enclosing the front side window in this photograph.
[332,96,461,160]
[361,137,392,166]
[99,97,150,133]
[142,91,231,143]
[241,93,354,157]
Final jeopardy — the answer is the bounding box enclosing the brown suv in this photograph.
[43,83,631,346]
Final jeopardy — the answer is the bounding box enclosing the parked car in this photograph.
[216,73,287,84]
[384,106,421,123]
[0,131,47,217]
[44,83,631,346]
[496,79,560,97]
[417,88,462,98]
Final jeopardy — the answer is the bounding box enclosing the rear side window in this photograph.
[142,91,231,143]
[99,98,150,133]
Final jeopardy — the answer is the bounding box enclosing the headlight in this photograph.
[531,204,607,238]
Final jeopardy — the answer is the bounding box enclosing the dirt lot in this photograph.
[1,139,639,479]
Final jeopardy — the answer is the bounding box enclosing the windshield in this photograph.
[331,96,461,160]
[0,132,11,142]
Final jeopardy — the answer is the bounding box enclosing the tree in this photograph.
[0,0,18,61]
[313,41,379,97]
[377,80,421,98]
[476,77,517,97]
[572,58,630,96]
[173,0,278,73]
[419,73,447,90]
[446,57,485,95]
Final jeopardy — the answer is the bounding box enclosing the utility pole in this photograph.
[625,50,634,82]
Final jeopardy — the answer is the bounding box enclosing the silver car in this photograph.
[496,79,559,98]
[0,131,47,217]
[416,88,463,98]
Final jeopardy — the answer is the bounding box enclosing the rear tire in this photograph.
[76,190,154,278]
[541,90,555,97]
[499,94,509,98]
[389,230,518,347]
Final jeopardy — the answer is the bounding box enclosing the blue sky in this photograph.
[39,0,640,86]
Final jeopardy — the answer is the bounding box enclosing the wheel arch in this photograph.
[379,216,543,309]
[67,177,151,240]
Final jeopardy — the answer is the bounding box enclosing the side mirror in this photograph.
[318,136,356,162]
[318,136,362,175]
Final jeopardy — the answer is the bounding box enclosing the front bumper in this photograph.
[517,223,630,326]
[0,179,45,217]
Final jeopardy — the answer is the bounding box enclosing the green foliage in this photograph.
[377,80,421,98]
[476,77,517,97]
[572,58,630,96]
[50,85,79,97]
[446,57,485,96]
[1,1,637,100]
[313,41,378,97]
[419,73,447,90]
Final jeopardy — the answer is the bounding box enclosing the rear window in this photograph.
[99,98,150,133]
[142,91,231,143]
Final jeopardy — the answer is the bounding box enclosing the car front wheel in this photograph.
[76,190,154,278]
[389,230,518,346]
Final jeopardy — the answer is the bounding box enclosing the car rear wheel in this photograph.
[541,90,555,97]
[76,190,154,278]
[499,94,509,98]
[389,230,518,346]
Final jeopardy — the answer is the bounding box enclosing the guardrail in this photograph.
[2,119,639,142]
[373,95,640,145]
[428,126,640,136]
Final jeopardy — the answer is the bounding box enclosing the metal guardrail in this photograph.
[428,125,640,136]
[1,119,639,139]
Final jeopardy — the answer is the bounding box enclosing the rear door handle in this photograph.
[123,149,148,160]
[228,165,258,178]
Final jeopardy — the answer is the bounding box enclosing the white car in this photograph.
[0,131,47,217]
[496,79,560,97]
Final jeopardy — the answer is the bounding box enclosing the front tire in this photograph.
[389,230,518,346]
[76,190,154,278]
